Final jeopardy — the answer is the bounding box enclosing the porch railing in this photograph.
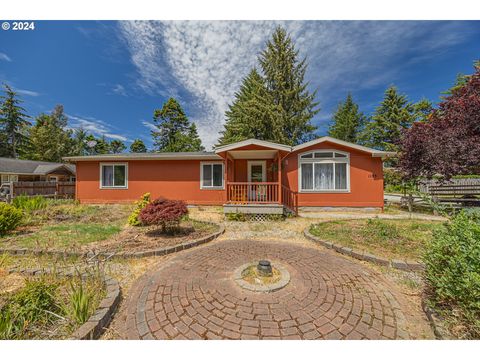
[227,182,279,204]
[281,185,298,215]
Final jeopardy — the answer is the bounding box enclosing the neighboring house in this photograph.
[64,137,394,213]
[0,157,76,185]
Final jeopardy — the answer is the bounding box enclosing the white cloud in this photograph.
[119,21,474,149]
[0,52,11,62]
[112,84,127,96]
[15,88,40,97]
[67,114,129,142]
[141,120,157,131]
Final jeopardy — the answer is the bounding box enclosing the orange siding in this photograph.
[76,160,226,205]
[283,141,384,208]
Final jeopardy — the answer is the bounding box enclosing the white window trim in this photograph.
[100,162,128,189]
[298,150,350,193]
[200,162,224,190]
[247,160,267,183]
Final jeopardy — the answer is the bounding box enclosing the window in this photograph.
[201,163,224,189]
[1,174,18,184]
[100,163,127,188]
[299,151,349,192]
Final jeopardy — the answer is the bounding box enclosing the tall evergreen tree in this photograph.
[360,86,416,152]
[94,135,111,154]
[109,140,126,154]
[219,26,319,146]
[71,128,89,156]
[258,26,319,145]
[25,105,74,162]
[218,69,278,145]
[328,93,366,143]
[0,84,31,158]
[130,139,147,153]
[152,98,204,152]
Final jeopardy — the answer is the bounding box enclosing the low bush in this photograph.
[12,195,48,212]
[0,202,23,236]
[127,192,151,226]
[423,211,480,338]
[139,197,188,233]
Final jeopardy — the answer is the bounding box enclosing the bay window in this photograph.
[299,151,349,192]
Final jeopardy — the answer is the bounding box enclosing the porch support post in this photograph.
[277,152,282,204]
[224,155,228,202]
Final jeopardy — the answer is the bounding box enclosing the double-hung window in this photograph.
[201,163,224,189]
[100,163,128,189]
[299,151,349,192]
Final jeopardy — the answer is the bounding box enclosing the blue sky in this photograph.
[0,20,479,150]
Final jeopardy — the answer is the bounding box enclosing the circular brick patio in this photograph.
[123,240,417,340]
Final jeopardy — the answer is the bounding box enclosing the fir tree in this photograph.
[360,86,415,152]
[94,136,111,154]
[258,26,319,145]
[25,105,74,162]
[71,128,88,156]
[328,93,366,143]
[218,69,277,145]
[130,139,147,153]
[219,26,319,146]
[109,140,126,154]
[152,98,204,152]
[0,84,31,158]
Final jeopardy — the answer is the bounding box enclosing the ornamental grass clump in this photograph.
[139,197,188,234]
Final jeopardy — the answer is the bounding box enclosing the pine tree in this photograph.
[152,98,204,152]
[94,136,110,154]
[25,105,74,162]
[71,128,89,156]
[360,86,415,152]
[218,26,319,146]
[218,69,277,145]
[109,140,126,154]
[258,26,319,145]
[0,84,31,158]
[328,93,366,143]
[130,139,147,153]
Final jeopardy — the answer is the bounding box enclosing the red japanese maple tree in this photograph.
[139,197,188,233]
[399,63,480,180]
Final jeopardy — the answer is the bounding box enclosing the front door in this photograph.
[248,161,266,183]
[248,161,266,201]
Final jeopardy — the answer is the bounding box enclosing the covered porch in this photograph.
[215,139,298,215]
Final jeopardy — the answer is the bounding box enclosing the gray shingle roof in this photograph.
[0,157,76,175]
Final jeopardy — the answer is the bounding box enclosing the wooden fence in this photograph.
[10,181,75,199]
[418,178,480,195]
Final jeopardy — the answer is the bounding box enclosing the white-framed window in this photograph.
[100,163,128,189]
[1,174,18,184]
[200,162,224,189]
[298,150,350,192]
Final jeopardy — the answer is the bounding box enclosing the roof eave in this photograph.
[62,154,222,162]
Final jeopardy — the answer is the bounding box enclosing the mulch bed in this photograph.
[83,220,220,253]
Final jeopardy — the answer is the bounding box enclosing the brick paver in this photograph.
[123,240,416,340]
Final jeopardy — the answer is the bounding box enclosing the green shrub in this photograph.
[423,211,480,338]
[12,195,48,212]
[226,212,247,221]
[0,202,23,236]
[127,192,151,226]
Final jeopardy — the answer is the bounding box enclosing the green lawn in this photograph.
[13,223,122,249]
[309,218,446,261]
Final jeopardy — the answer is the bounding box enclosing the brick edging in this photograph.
[421,299,451,340]
[7,267,121,340]
[304,229,425,272]
[0,223,225,260]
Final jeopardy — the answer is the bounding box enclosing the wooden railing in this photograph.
[227,182,279,204]
[281,185,298,215]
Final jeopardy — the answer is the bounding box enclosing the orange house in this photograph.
[64,137,393,214]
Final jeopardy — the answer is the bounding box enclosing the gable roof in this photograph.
[214,139,292,153]
[63,151,221,162]
[0,157,76,175]
[292,136,396,157]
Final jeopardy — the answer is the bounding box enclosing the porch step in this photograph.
[223,203,285,215]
